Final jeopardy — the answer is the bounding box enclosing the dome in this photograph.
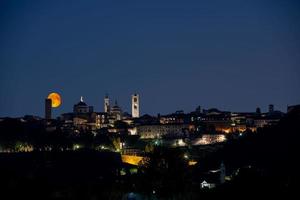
[75,96,87,106]
[111,100,122,112]
[111,105,121,112]
[76,101,87,106]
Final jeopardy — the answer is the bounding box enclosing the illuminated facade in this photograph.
[104,94,110,113]
[192,134,226,145]
[131,94,139,118]
[73,97,93,114]
[110,100,123,121]
[59,95,284,135]
[159,111,187,124]
[136,124,193,139]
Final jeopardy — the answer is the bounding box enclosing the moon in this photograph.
[47,92,61,108]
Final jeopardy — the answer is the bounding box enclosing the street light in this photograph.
[184,153,189,159]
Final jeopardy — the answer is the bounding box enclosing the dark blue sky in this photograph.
[1,0,300,117]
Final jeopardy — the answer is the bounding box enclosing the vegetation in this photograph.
[0,111,299,198]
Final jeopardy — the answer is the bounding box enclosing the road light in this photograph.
[184,153,189,159]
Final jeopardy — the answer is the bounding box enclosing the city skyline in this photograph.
[43,91,290,119]
[0,91,295,118]
[1,1,299,197]
[1,0,300,117]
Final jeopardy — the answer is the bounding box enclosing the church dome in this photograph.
[74,96,88,107]
[111,105,121,112]
[111,100,122,112]
[76,101,87,106]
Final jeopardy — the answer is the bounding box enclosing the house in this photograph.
[201,180,216,189]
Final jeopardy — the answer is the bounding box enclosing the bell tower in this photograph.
[104,94,110,113]
[131,93,139,118]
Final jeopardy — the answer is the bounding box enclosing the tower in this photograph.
[45,98,52,120]
[195,106,202,113]
[269,104,274,113]
[256,107,261,114]
[131,94,139,118]
[104,94,110,113]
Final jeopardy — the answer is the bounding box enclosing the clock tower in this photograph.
[104,94,110,113]
[131,94,140,118]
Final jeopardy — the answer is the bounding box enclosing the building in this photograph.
[133,114,159,125]
[200,162,226,189]
[159,111,189,124]
[131,94,139,118]
[60,97,98,130]
[73,97,93,114]
[110,101,123,121]
[287,104,300,115]
[252,116,281,128]
[45,98,52,120]
[201,109,232,133]
[104,94,110,113]
[60,95,136,131]
[269,104,274,113]
[134,124,194,139]
[95,112,109,128]
[192,134,227,145]
[201,180,215,189]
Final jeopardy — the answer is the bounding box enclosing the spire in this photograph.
[104,94,110,113]
[115,100,118,106]
[80,96,83,102]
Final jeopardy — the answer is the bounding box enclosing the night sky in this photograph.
[1,0,300,117]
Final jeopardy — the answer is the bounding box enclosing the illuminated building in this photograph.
[200,162,227,189]
[110,100,123,121]
[133,114,159,125]
[192,134,226,145]
[95,112,109,128]
[63,96,125,130]
[159,111,188,124]
[131,94,139,118]
[135,124,193,139]
[248,105,284,128]
[45,98,52,120]
[104,94,110,113]
[73,96,93,114]
[121,155,144,166]
[60,97,101,130]
[253,117,280,128]
[201,181,215,189]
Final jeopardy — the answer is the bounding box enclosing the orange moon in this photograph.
[47,93,61,108]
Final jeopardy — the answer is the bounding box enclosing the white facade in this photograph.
[201,181,215,189]
[104,95,110,113]
[131,94,140,118]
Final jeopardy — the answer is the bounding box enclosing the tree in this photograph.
[112,137,121,151]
